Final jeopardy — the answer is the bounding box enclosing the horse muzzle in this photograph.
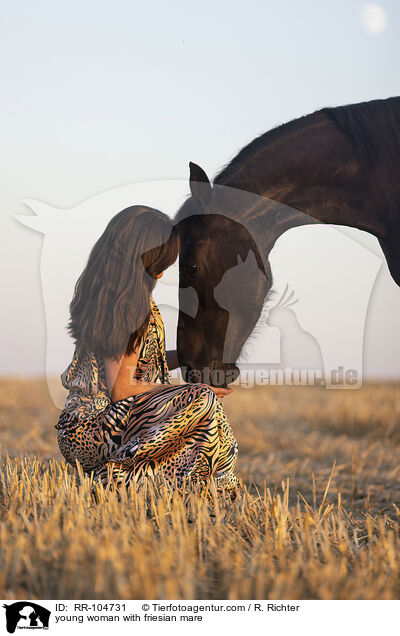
[180,361,240,387]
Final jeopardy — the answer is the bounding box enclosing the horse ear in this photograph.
[189,162,212,208]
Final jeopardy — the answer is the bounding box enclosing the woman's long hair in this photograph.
[67,205,179,361]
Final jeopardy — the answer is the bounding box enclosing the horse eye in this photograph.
[189,264,198,274]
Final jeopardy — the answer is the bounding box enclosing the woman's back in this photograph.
[59,295,171,423]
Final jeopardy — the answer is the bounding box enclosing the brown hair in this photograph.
[67,205,179,360]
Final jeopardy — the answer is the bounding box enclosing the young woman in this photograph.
[55,205,240,501]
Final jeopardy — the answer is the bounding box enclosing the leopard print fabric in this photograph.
[55,295,240,498]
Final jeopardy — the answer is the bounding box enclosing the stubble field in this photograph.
[1,377,400,600]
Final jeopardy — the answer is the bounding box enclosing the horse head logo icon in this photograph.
[3,601,50,633]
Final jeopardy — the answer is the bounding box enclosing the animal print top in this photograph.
[60,295,172,423]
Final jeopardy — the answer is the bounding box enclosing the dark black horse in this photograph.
[174,96,400,386]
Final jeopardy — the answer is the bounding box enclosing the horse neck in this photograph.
[214,108,389,248]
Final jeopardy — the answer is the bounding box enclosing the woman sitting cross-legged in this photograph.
[55,205,240,502]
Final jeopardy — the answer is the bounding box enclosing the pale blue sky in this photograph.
[1,0,400,377]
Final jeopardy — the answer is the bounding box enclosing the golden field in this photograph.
[1,378,400,600]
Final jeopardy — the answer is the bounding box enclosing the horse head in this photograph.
[175,163,272,387]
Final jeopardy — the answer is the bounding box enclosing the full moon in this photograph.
[363,3,387,34]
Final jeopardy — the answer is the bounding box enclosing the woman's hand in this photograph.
[205,385,233,399]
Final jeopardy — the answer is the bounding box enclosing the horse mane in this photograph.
[322,96,400,169]
[213,114,311,185]
[214,97,400,184]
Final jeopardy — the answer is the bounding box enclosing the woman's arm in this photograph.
[105,347,177,402]
[105,351,233,402]
[110,378,177,402]
[166,349,179,370]
[104,347,143,402]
